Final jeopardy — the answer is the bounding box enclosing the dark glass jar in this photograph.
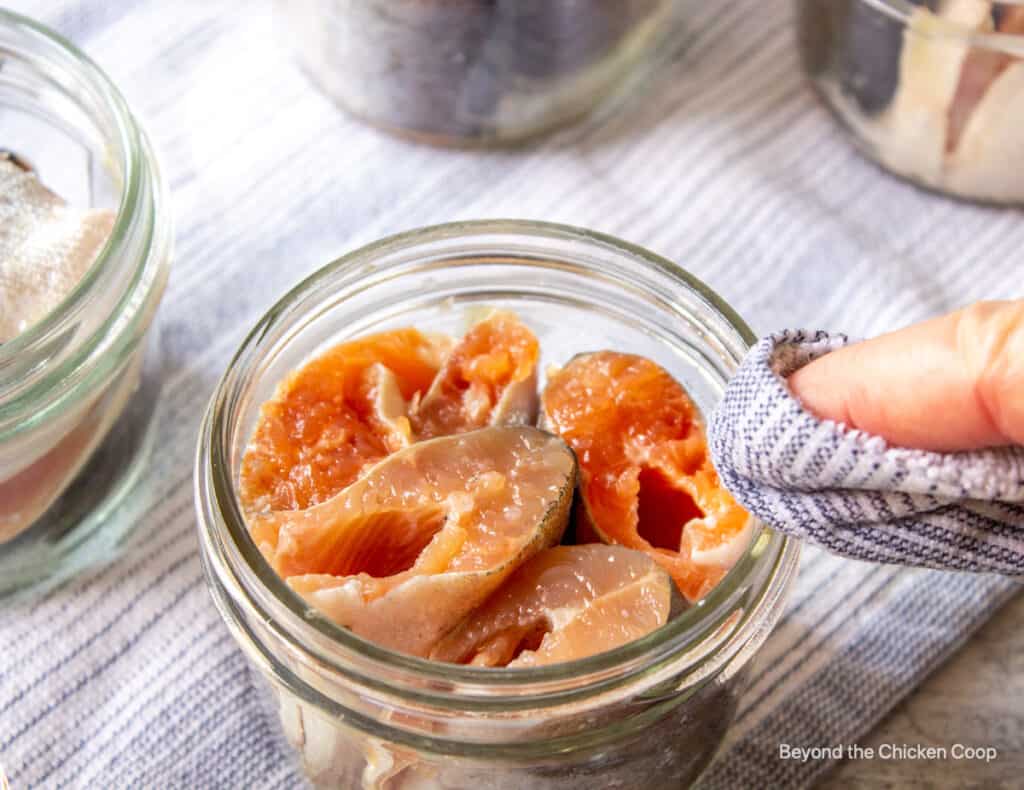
[277,1,684,146]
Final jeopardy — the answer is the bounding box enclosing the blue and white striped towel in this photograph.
[0,1,1020,788]
[709,330,1024,575]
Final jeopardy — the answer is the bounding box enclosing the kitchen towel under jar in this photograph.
[1,2,1021,789]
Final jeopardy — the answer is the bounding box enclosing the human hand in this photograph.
[788,300,1024,452]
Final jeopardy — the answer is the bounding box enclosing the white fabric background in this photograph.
[1,1,1021,787]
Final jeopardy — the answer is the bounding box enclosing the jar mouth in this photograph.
[197,219,800,700]
[866,0,1024,52]
[0,9,168,440]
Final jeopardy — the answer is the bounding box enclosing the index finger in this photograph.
[787,301,1024,452]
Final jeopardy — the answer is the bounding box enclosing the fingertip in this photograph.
[787,349,858,428]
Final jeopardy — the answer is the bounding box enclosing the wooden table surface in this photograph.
[821,591,1024,789]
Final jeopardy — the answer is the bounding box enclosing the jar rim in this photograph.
[0,9,169,441]
[196,219,800,703]
[864,0,1024,53]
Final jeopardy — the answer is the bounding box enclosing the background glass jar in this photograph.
[276,0,684,146]
[798,0,1024,203]
[195,220,800,789]
[0,10,171,595]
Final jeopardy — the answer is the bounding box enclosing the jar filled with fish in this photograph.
[276,0,684,145]
[798,0,1024,203]
[0,11,171,594]
[195,221,801,789]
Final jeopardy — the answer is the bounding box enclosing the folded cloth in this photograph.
[708,329,1024,576]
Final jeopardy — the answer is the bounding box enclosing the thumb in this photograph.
[788,300,1024,452]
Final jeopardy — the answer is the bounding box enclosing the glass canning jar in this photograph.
[798,0,1024,204]
[276,0,684,146]
[0,10,172,595]
[194,220,800,789]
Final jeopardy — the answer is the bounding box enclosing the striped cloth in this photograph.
[709,330,1024,575]
[0,1,1020,788]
